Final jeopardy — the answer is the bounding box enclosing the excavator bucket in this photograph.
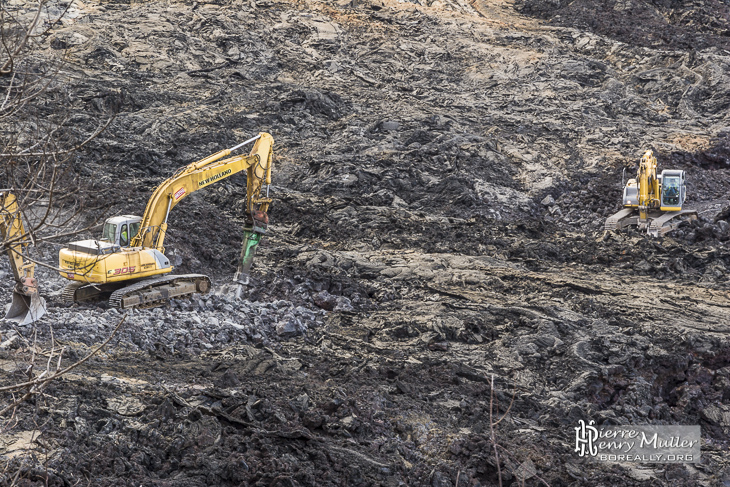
[4,290,46,325]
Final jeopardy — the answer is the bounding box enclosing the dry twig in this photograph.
[0,314,126,398]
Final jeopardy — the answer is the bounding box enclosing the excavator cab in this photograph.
[101,216,142,247]
[659,170,685,211]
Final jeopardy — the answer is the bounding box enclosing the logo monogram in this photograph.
[575,420,598,457]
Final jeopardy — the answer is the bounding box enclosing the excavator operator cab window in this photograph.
[120,224,129,247]
[662,176,680,206]
[129,221,140,244]
[102,222,117,243]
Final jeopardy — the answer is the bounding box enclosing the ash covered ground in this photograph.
[2,0,730,485]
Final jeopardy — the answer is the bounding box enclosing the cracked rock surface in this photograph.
[2,0,730,485]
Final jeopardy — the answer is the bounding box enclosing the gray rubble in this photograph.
[1,0,730,485]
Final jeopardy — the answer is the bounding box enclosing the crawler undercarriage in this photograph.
[605,208,698,237]
[62,274,211,309]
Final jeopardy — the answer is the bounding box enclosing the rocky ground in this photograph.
[2,0,730,485]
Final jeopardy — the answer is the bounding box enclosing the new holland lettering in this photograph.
[199,169,232,187]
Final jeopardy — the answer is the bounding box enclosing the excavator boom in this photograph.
[131,133,273,252]
[1,193,46,325]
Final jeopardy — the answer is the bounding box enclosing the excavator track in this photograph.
[62,282,84,303]
[647,209,698,237]
[109,273,211,309]
[604,208,637,232]
[62,281,119,303]
[605,208,698,236]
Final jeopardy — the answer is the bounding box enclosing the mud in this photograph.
[2,0,730,485]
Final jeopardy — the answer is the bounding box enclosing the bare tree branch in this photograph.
[0,114,115,157]
[0,314,127,396]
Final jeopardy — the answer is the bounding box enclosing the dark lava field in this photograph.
[2,0,730,485]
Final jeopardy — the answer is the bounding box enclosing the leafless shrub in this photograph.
[1,0,115,261]
[1,3,119,483]
[488,374,551,487]
[0,315,125,486]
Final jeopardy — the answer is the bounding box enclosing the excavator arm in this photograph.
[637,150,660,219]
[0,193,46,324]
[131,133,274,252]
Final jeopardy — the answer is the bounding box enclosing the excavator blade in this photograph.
[4,290,46,325]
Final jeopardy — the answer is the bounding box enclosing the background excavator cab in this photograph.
[101,216,142,247]
[659,170,686,211]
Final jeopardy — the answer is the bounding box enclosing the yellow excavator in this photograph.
[59,133,274,308]
[605,150,697,236]
[1,193,47,325]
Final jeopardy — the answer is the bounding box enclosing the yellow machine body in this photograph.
[58,133,274,292]
[623,179,639,208]
[609,150,695,236]
[59,243,172,284]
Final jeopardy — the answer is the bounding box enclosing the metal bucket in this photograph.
[4,290,46,325]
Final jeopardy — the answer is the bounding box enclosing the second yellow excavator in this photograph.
[605,150,697,236]
[59,133,274,308]
[1,192,46,324]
